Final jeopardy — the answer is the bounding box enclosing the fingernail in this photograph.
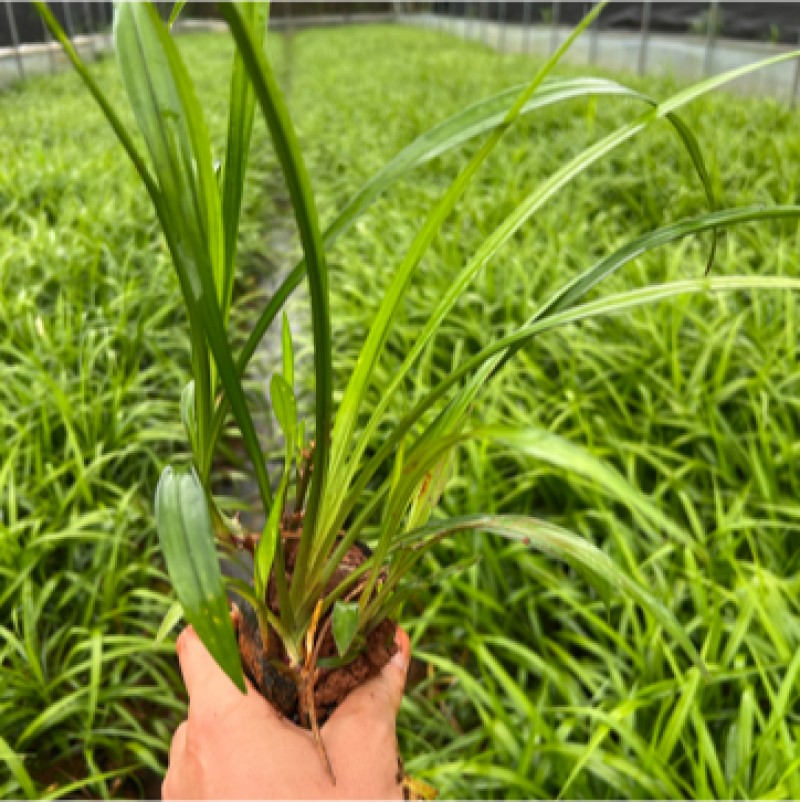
[391,646,408,671]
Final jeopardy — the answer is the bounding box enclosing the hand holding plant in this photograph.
[163,624,411,800]
[35,0,800,793]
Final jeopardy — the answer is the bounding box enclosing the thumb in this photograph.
[176,624,257,724]
[372,626,411,715]
[327,626,410,725]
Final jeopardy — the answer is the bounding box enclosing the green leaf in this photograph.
[255,469,289,603]
[0,735,35,799]
[320,3,606,563]
[113,2,274,518]
[33,3,160,200]
[297,418,306,475]
[367,54,800,503]
[212,74,715,469]
[85,630,102,733]
[34,3,275,521]
[229,77,650,387]
[320,79,646,259]
[489,428,695,550]
[387,433,407,518]
[282,311,294,390]
[395,514,708,676]
[220,2,267,322]
[407,450,453,532]
[155,465,245,693]
[332,601,360,657]
[659,667,703,760]
[180,380,197,455]
[167,1,186,30]
[344,206,800,533]
[154,600,185,646]
[318,46,726,577]
[220,4,332,605]
[270,373,297,470]
[316,647,366,670]
[114,2,224,308]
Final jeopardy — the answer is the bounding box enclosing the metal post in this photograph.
[793,18,800,107]
[5,2,24,80]
[481,1,487,45]
[41,11,56,74]
[589,2,600,66]
[84,2,97,58]
[499,1,506,52]
[103,3,113,45]
[550,1,560,55]
[64,2,76,40]
[638,1,651,76]
[703,1,718,77]
[523,2,531,54]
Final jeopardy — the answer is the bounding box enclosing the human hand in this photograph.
[163,623,410,800]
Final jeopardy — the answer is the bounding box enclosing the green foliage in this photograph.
[289,26,800,798]
[332,601,360,657]
[155,466,244,692]
[8,11,800,798]
[0,29,280,797]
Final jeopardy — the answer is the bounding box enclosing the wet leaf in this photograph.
[270,373,297,469]
[154,600,184,646]
[332,600,360,657]
[155,465,245,693]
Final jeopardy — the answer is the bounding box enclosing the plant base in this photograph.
[234,537,397,723]
[232,535,436,797]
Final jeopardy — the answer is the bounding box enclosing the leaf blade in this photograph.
[154,600,185,646]
[155,465,245,693]
[332,601,360,657]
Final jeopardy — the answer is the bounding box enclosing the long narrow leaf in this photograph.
[407,47,800,461]
[489,428,695,548]
[318,3,606,576]
[210,75,714,462]
[114,3,274,515]
[220,2,267,323]
[393,514,707,674]
[336,206,800,544]
[220,4,332,611]
[155,465,245,693]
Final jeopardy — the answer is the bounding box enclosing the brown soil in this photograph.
[314,618,397,711]
[234,522,397,724]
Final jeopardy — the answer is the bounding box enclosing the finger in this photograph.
[162,723,185,801]
[377,625,410,714]
[323,628,410,798]
[176,624,253,723]
[329,625,410,724]
[168,720,187,767]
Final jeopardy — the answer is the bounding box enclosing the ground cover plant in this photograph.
[0,28,285,799]
[5,11,800,800]
[38,3,736,788]
[288,26,800,798]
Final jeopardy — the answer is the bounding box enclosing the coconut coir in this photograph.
[235,532,397,723]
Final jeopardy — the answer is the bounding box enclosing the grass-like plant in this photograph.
[35,0,800,784]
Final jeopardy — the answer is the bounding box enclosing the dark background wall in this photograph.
[1,2,113,48]
[0,2,396,47]
[433,3,800,44]
[4,3,800,49]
